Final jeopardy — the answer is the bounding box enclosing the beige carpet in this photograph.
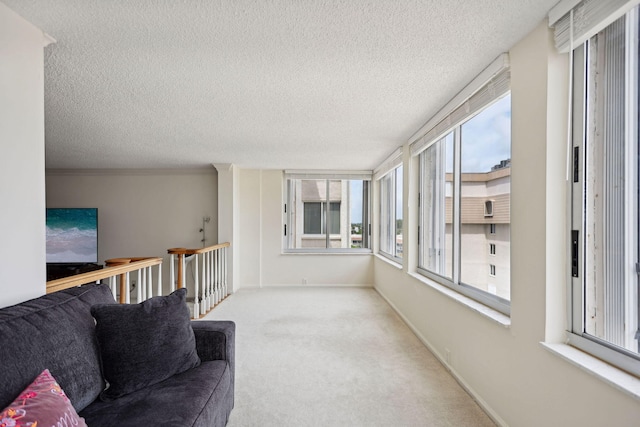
[202,287,496,427]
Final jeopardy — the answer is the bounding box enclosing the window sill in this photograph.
[281,250,373,255]
[408,272,511,328]
[374,253,403,269]
[540,342,640,401]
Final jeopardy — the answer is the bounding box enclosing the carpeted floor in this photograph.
[202,287,496,427]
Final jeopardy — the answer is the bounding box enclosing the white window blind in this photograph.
[410,55,510,157]
[284,170,372,181]
[374,147,403,180]
[550,0,640,52]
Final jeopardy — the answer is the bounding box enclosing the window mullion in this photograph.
[325,180,330,248]
[624,7,639,351]
[453,127,462,285]
[572,43,588,335]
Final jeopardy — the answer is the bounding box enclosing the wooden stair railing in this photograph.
[46,257,163,304]
[168,242,230,318]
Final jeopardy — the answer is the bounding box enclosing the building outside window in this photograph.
[567,4,640,375]
[284,174,371,252]
[379,164,403,260]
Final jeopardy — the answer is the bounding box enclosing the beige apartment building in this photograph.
[445,164,511,299]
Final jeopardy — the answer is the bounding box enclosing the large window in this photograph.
[569,6,640,375]
[417,89,511,314]
[379,165,403,260]
[285,175,371,252]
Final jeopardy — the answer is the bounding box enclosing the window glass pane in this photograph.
[304,202,322,234]
[329,202,341,235]
[395,165,403,258]
[460,94,511,300]
[379,173,394,255]
[582,15,639,355]
[420,132,454,279]
[349,180,366,248]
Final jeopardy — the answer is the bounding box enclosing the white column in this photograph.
[214,163,239,294]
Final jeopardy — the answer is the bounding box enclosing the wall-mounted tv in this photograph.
[46,208,98,264]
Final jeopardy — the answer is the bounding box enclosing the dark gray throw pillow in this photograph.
[90,288,200,401]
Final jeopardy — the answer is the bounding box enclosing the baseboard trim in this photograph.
[374,286,508,427]
[237,283,375,289]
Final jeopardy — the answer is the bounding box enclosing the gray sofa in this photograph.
[0,283,234,426]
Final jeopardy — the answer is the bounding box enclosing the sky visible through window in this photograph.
[350,180,363,222]
[461,94,511,172]
[446,94,511,172]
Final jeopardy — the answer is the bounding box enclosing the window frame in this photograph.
[568,7,640,377]
[378,165,403,262]
[414,89,512,316]
[283,172,372,254]
[416,120,511,315]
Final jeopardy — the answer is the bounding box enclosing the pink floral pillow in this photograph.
[0,369,87,427]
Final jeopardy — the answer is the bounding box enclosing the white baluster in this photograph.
[169,254,176,292]
[193,254,200,319]
[136,269,142,303]
[125,272,131,304]
[217,249,221,300]
[209,251,214,307]
[109,276,117,300]
[181,255,186,294]
[223,246,228,297]
[147,266,153,299]
[213,249,219,305]
[209,251,214,308]
[141,267,147,301]
[217,249,221,301]
[157,263,163,297]
[202,252,209,313]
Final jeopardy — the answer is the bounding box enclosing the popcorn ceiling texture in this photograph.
[4,0,557,170]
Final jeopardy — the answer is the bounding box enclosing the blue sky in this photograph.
[460,94,511,172]
[444,94,511,173]
[350,180,363,222]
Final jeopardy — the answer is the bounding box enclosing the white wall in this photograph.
[46,169,218,292]
[0,3,49,308]
[374,21,640,426]
[237,169,373,288]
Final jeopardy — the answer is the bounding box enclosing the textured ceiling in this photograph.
[4,0,558,170]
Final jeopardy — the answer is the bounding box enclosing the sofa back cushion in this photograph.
[0,284,115,412]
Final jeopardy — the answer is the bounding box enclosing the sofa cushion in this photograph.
[0,284,115,412]
[80,360,232,427]
[91,288,201,400]
[1,369,87,427]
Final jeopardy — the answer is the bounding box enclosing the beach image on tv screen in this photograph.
[46,208,98,263]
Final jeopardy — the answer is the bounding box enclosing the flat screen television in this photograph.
[46,208,98,264]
